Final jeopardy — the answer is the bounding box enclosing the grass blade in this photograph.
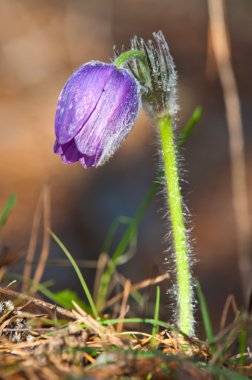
[177,106,202,147]
[195,280,215,353]
[102,216,133,253]
[0,194,16,227]
[151,286,160,346]
[101,317,174,330]
[238,321,247,368]
[51,231,99,319]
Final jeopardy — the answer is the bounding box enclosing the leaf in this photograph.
[53,289,87,310]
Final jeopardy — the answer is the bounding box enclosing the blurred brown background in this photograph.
[0,0,251,333]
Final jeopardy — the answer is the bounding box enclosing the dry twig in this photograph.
[220,294,238,330]
[22,191,43,291]
[0,286,75,320]
[31,184,51,294]
[105,272,169,309]
[208,0,252,305]
[117,279,131,333]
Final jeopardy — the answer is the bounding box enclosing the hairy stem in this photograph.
[157,115,194,336]
[114,50,147,69]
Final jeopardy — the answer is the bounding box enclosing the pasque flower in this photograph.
[53,33,195,336]
[54,62,140,168]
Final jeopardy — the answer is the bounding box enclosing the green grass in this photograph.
[51,231,99,319]
[195,280,216,354]
[151,286,160,345]
[238,323,247,368]
[177,106,202,147]
[102,215,137,254]
[101,317,173,330]
[0,194,16,227]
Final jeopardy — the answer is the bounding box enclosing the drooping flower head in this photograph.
[54,62,140,168]
[129,31,178,118]
[54,32,177,168]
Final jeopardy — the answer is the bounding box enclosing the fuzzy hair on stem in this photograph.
[157,115,195,336]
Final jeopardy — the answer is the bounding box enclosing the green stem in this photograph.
[96,108,201,316]
[157,115,194,336]
[114,50,148,69]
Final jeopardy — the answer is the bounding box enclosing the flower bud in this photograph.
[130,31,178,118]
[54,62,140,168]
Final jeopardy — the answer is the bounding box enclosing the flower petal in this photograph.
[79,154,97,168]
[55,62,115,145]
[54,140,82,164]
[74,68,140,167]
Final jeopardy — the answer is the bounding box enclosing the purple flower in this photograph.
[54,61,140,168]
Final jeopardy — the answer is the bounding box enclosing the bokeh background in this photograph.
[0,0,251,334]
